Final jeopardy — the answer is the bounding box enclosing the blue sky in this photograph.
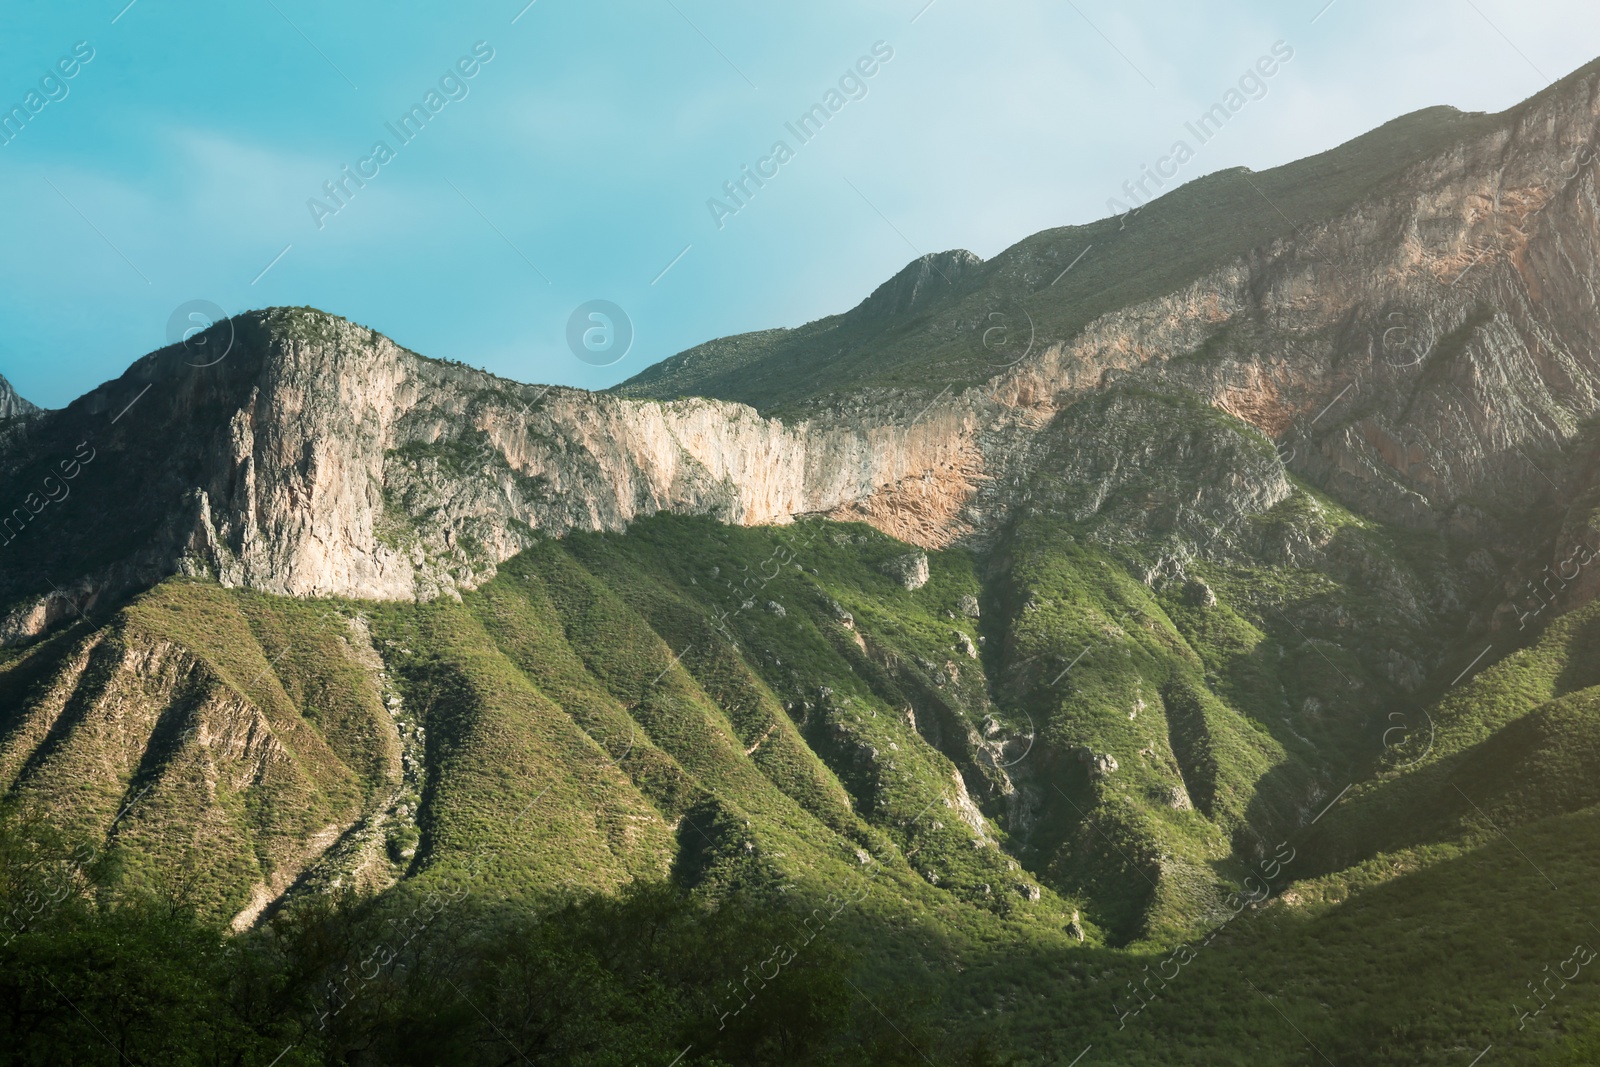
[0,0,1594,409]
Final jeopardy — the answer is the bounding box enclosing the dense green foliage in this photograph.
[0,819,907,1066]
[0,480,1594,1064]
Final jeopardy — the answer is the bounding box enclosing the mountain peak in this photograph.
[848,249,985,323]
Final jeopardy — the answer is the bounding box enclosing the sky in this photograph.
[0,0,1594,409]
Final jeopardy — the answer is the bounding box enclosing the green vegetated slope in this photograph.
[412,515,1091,971]
[970,804,1600,1065]
[1307,600,1600,872]
[0,583,396,920]
[970,383,1470,947]
[997,523,1600,1063]
[0,517,1092,961]
[985,597,1600,1065]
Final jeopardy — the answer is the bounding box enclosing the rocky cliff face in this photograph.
[190,316,996,601]
[0,374,36,421]
[893,58,1600,619]
[0,310,993,634]
[997,65,1600,633]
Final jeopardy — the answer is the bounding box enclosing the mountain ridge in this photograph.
[611,94,1517,415]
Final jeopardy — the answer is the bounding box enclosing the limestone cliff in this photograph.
[0,309,990,636]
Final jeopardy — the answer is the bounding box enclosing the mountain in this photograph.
[612,104,1505,416]
[7,56,1600,1067]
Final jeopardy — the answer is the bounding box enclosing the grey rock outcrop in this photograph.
[882,551,931,591]
[0,374,37,421]
[1076,746,1119,778]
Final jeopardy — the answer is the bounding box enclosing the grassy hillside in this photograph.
[0,413,1589,1064]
